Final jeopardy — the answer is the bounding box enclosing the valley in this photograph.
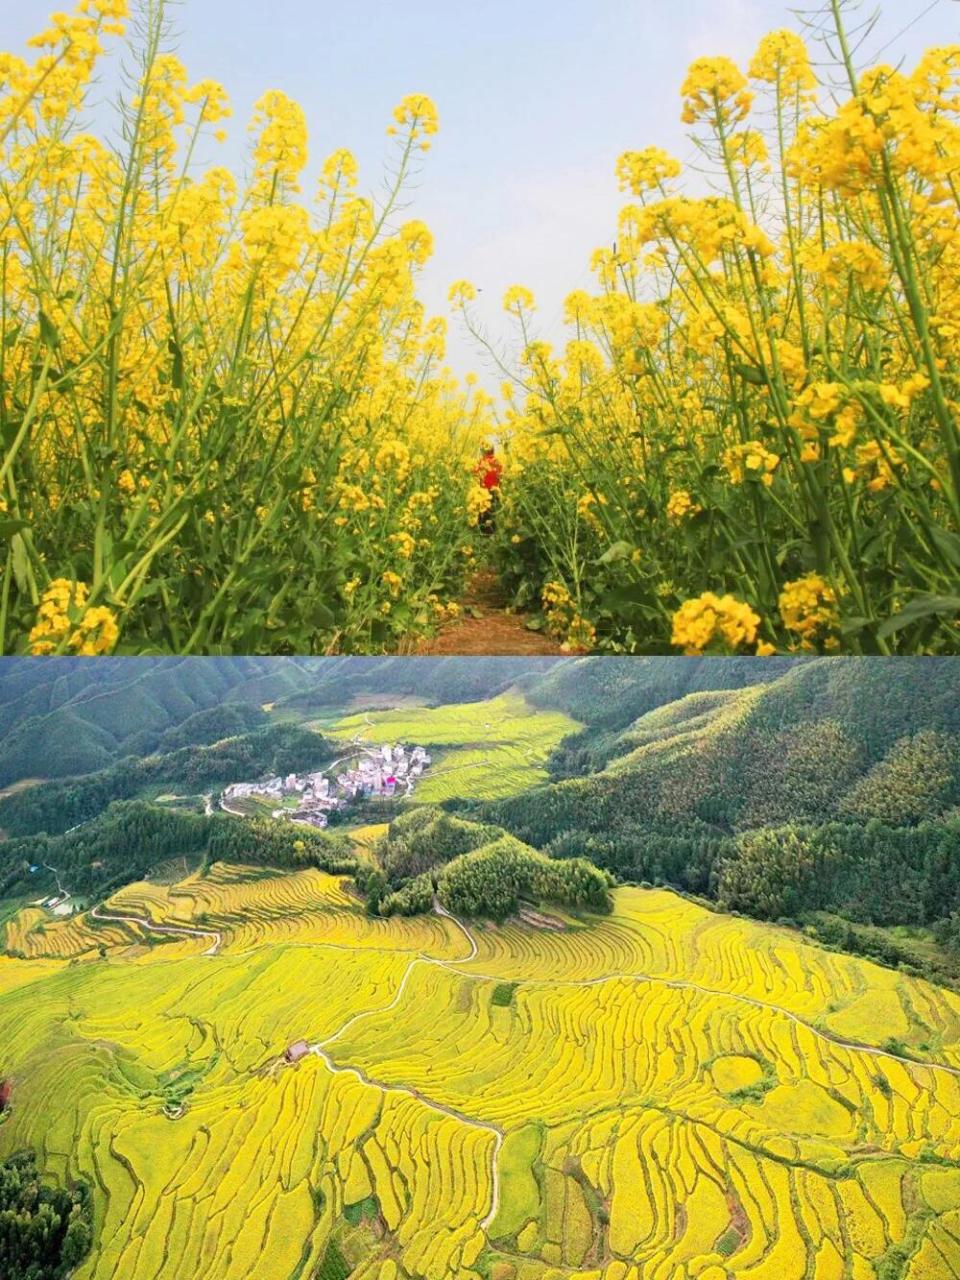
[0,657,959,1279]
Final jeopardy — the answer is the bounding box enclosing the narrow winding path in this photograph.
[90,904,222,956]
[308,905,504,1229]
[417,569,565,656]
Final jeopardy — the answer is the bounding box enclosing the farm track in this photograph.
[88,887,960,1083]
[90,904,222,956]
[308,906,501,1226]
[415,569,566,656]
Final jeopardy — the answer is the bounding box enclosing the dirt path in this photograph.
[91,904,222,956]
[417,569,565,656]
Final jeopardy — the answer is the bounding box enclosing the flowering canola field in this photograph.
[331,692,581,802]
[455,19,960,655]
[2,868,960,1279]
[4,2,960,654]
[1,1,490,657]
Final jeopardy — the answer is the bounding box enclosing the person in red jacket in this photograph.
[475,445,503,534]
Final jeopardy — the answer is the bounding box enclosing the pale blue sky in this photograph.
[10,1,960,381]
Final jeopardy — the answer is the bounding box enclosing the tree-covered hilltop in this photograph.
[0,1151,92,1280]
[378,808,505,883]
[436,836,612,922]
[0,802,356,905]
[360,808,612,922]
[0,723,341,839]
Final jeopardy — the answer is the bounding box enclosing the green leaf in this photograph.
[3,325,21,350]
[38,310,61,350]
[602,583,651,607]
[838,615,874,636]
[168,338,184,391]
[11,533,29,593]
[878,595,960,639]
[1,419,23,450]
[734,363,767,386]
[0,519,29,539]
[303,599,336,630]
[929,526,960,571]
[596,540,634,566]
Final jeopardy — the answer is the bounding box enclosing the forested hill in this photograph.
[0,655,811,789]
[524,655,798,728]
[533,656,960,777]
[0,657,568,786]
[489,658,960,850]
[481,659,960,976]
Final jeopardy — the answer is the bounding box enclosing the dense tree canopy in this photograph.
[0,802,355,906]
[0,1151,91,1280]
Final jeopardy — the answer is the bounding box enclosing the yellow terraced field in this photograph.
[4,905,142,959]
[1,875,959,1280]
[331,692,581,802]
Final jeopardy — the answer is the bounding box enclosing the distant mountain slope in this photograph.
[0,657,568,786]
[0,659,296,785]
[492,660,960,838]
[482,659,960,950]
[524,655,794,727]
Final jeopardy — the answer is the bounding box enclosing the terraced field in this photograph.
[1,874,959,1280]
[5,904,142,959]
[330,692,580,802]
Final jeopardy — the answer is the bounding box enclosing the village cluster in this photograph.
[220,743,432,829]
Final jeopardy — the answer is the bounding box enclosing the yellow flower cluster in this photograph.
[722,442,780,487]
[28,580,119,655]
[671,593,761,655]
[466,485,493,527]
[681,57,754,127]
[811,241,888,295]
[779,574,840,648]
[616,147,682,195]
[389,93,439,151]
[541,581,596,651]
[666,490,701,522]
[503,285,536,315]
[748,29,816,93]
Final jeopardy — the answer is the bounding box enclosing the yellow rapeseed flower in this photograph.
[672,592,761,654]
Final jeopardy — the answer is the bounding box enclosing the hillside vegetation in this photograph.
[365,809,611,921]
[482,659,960,981]
[0,722,341,839]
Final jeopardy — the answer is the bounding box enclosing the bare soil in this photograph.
[416,570,565,656]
